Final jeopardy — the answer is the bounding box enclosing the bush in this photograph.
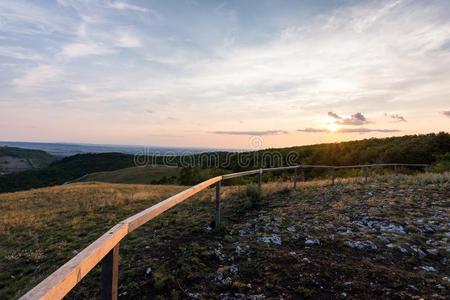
[432,152,450,172]
[244,184,262,207]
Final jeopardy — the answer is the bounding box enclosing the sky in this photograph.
[0,0,449,149]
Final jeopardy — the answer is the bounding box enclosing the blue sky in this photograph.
[1,0,449,148]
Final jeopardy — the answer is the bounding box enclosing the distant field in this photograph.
[0,147,56,173]
[0,156,32,174]
[76,165,180,184]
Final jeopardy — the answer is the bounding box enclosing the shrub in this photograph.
[244,184,262,207]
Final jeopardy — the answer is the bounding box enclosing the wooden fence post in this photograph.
[293,167,298,190]
[331,168,336,185]
[214,181,221,228]
[101,244,120,300]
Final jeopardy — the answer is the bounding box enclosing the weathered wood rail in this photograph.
[20,163,428,300]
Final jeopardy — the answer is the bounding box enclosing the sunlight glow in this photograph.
[325,122,340,133]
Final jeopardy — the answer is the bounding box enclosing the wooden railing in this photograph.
[20,163,428,300]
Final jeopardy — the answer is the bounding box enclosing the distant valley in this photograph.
[0,141,233,157]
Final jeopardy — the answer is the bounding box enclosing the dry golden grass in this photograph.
[1,172,449,299]
[0,182,189,235]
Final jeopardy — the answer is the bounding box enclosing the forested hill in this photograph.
[155,132,450,171]
[0,133,449,193]
[274,132,450,165]
[0,153,134,193]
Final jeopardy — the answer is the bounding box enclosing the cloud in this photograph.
[327,112,342,120]
[114,31,142,48]
[385,113,407,122]
[60,27,142,58]
[0,46,42,61]
[443,111,450,117]
[297,128,328,133]
[338,128,400,134]
[12,64,62,90]
[0,1,76,35]
[213,130,288,136]
[328,112,369,126]
[106,1,149,13]
[1,0,449,147]
[298,127,400,134]
[61,42,114,58]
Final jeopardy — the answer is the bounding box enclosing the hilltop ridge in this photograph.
[0,132,449,193]
[1,173,449,299]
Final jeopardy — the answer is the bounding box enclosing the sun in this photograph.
[325,122,340,133]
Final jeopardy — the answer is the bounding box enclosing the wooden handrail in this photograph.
[20,223,129,300]
[19,163,429,300]
[123,176,222,232]
[20,177,222,300]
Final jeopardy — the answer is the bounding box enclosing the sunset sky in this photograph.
[1,0,449,149]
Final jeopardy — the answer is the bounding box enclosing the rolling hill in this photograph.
[0,132,449,193]
[75,165,180,184]
[0,152,135,192]
[1,173,448,299]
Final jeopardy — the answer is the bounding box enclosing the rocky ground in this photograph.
[67,173,449,299]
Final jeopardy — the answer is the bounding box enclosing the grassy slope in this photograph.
[1,174,449,299]
[77,165,179,184]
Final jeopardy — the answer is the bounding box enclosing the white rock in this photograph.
[386,243,408,253]
[188,292,200,299]
[258,235,282,245]
[420,266,437,272]
[380,223,405,234]
[410,245,426,257]
[305,238,320,246]
[214,248,226,261]
[344,240,378,250]
[427,248,438,255]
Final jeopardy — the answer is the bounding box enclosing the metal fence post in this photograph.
[214,181,221,228]
[101,244,120,300]
[331,168,336,185]
[293,167,298,190]
[364,167,369,184]
[394,164,398,176]
[258,168,263,193]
